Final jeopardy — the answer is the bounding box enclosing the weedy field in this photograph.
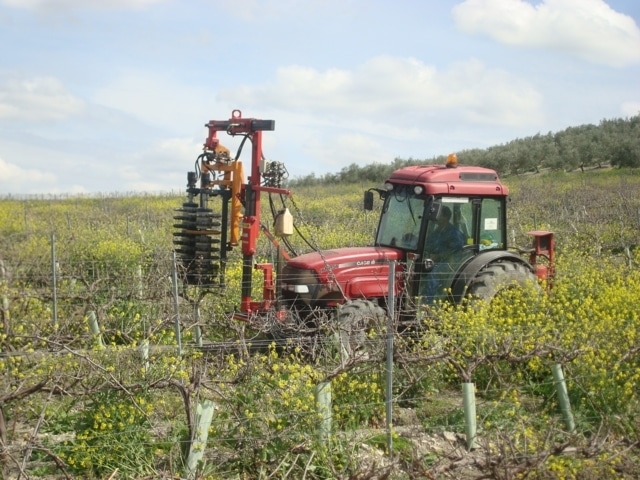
[0,168,639,479]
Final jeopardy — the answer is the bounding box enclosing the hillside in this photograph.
[289,114,640,187]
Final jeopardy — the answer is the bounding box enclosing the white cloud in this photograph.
[0,76,85,122]
[302,132,389,170]
[113,136,203,192]
[0,156,57,193]
[212,0,348,22]
[221,56,544,128]
[621,101,640,117]
[452,0,640,67]
[213,56,547,179]
[92,70,219,135]
[0,0,164,12]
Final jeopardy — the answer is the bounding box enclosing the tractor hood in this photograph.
[287,246,403,271]
[283,246,405,301]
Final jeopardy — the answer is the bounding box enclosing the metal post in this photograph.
[385,261,395,455]
[171,251,182,356]
[51,234,58,327]
[1,259,9,324]
[136,264,143,299]
[23,202,28,233]
[193,304,203,348]
[139,340,149,373]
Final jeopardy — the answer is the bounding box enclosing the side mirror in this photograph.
[427,201,442,221]
[364,190,374,211]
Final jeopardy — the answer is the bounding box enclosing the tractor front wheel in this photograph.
[332,299,387,359]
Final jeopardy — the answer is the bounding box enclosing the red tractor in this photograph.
[174,111,554,344]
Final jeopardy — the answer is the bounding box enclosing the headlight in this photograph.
[282,283,310,294]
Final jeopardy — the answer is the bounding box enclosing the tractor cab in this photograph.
[370,191,508,302]
[366,159,511,303]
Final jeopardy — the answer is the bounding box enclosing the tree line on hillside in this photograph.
[289,114,640,187]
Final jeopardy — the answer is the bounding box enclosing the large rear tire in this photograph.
[333,300,387,359]
[466,261,539,302]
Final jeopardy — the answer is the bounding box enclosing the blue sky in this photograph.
[0,0,639,195]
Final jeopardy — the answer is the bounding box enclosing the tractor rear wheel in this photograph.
[333,300,387,359]
[466,261,539,302]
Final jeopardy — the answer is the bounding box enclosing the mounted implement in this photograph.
[173,109,290,318]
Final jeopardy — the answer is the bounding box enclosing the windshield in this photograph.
[376,186,426,249]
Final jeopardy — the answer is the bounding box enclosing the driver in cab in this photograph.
[424,206,465,261]
[422,205,465,302]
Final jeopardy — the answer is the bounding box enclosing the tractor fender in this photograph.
[450,250,533,303]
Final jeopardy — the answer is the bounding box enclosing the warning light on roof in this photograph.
[446,153,458,168]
